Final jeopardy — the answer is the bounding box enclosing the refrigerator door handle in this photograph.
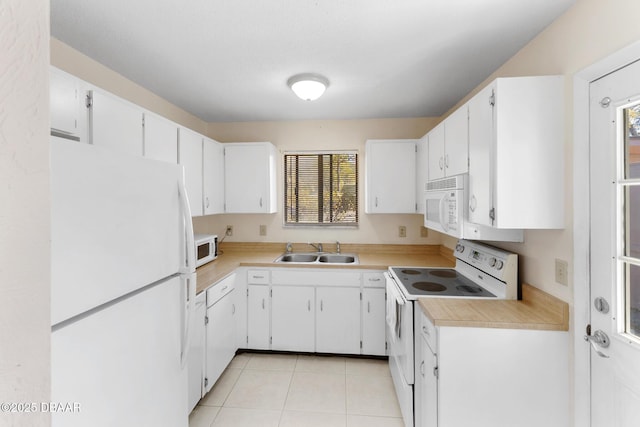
[178,168,196,274]
[180,272,196,368]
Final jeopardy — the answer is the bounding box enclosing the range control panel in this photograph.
[454,239,517,282]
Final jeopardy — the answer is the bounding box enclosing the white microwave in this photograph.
[424,174,467,238]
[195,234,218,267]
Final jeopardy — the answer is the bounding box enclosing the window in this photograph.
[284,152,358,226]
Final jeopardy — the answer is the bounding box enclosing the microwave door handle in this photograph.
[439,195,449,232]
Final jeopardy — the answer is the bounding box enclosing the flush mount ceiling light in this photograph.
[287,73,329,101]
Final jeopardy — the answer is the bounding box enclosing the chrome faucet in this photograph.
[285,242,293,253]
[336,241,341,254]
[308,242,323,253]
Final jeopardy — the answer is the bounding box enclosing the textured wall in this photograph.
[0,1,51,425]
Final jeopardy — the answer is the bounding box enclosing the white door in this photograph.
[224,143,268,213]
[443,104,469,177]
[178,128,203,217]
[427,122,445,181]
[144,112,178,164]
[316,287,361,354]
[90,90,143,156]
[362,287,386,356]
[271,285,315,352]
[589,59,640,427]
[203,137,225,215]
[247,285,270,350]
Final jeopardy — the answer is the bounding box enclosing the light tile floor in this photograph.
[189,352,404,427]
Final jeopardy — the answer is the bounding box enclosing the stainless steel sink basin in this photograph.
[318,254,357,264]
[276,253,319,263]
[274,252,359,264]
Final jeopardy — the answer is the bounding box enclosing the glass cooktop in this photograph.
[389,267,496,298]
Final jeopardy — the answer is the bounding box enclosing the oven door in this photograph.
[385,272,414,427]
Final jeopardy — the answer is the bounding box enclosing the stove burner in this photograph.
[401,269,422,275]
[413,282,447,292]
[457,285,483,294]
[429,270,457,278]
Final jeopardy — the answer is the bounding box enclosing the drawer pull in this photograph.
[253,275,265,279]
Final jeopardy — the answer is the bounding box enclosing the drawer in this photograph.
[247,270,270,285]
[363,272,385,288]
[206,273,236,307]
[420,311,437,353]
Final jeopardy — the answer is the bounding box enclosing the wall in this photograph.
[0,0,51,425]
[199,118,441,246]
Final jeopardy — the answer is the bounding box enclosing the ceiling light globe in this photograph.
[288,74,329,101]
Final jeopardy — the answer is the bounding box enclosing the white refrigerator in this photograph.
[50,137,195,427]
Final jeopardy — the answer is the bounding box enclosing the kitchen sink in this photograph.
[274,252,359,264]
[277,253,319,263]
[317,254,357,264]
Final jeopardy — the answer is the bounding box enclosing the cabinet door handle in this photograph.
[375,197,379,207]
[367,301,371,313]
[420,360,425,377]
[205,197,210,208]
[320,300,324,311]
[232,304,235,315]
[469,195,477,212]
[262,298,265,310]
[439,156,444,170]
[444,154,449,168]
[307,300,311,311]
[259,197,263,208]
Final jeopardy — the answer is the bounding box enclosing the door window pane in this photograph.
[624,104,640,179]
[626,263,640,337]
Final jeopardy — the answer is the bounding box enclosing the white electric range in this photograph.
[384,239,518,427]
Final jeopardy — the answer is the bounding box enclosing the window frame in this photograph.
[283,150,359,228]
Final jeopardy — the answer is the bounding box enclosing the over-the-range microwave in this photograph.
[423,174,523,242]
[195,234,218,267]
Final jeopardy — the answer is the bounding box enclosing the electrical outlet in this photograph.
[399,225,407,238]
[420,227,429,238]
[225,225,233,236]
[555,259,568,286]
[259,225,267,236]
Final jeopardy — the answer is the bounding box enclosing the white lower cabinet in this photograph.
[271,285,315,352]
[362,287,387,356]
[414,310,569,427]
[316,286,361,354]
[204,274,236,393]
[188,292,206,413]
[247,284,271,350]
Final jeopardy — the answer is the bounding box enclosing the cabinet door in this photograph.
[247,285,270,350]
[90,90,143,157]
[188,293,206,410]
[365,139,417,213]
[420,336,438,427]
[143,113,178,164]
[427,123,445,181]
[50,68,82,139]
[205,290,236,391]
[203,138,225,215]
[467,84,494,227]
[224,143,276,213]
[178,128,203,217]
[416,134,429,214]
[271,286,315,352]
[316,287,361,354]
[362,288,386,356]
[444,105,469,176]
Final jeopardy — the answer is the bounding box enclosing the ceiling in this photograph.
[51,0,575,123]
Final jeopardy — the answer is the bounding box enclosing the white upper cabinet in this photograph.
[416,133,429,214]
[143,113,178,164]
[365,139,418,213]
[224,142,277,214]
[203,137,225,215]
[428,105,469,181]
[50,67,83,140]
[467,76,564,229]
[178,127,203,217]
[89,90,143,157]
